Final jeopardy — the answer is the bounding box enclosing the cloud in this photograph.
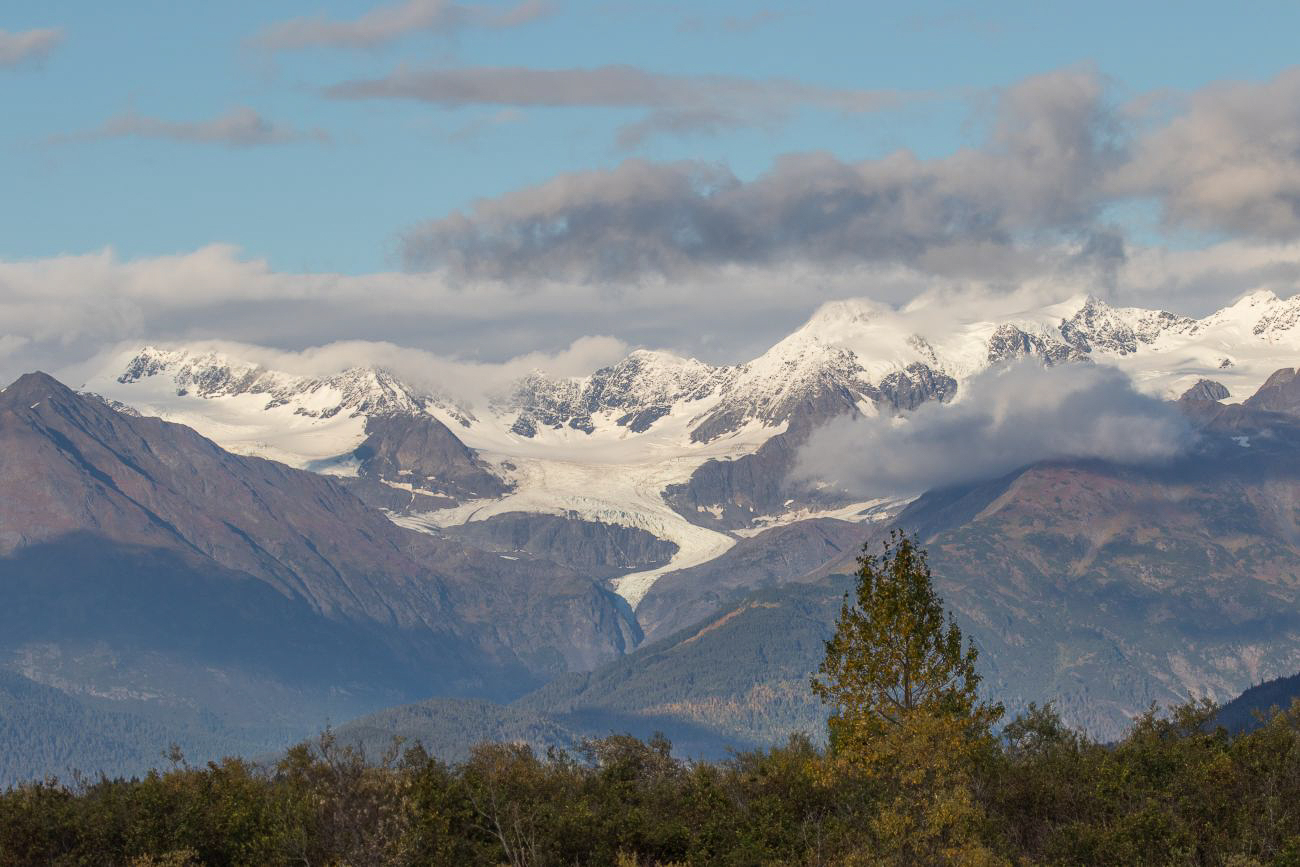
[0,27,62,68]
[613,108,758,150]
[74,334,628,407]
[4,236,1300,390]
[1112,67,1300,240]
[793,360,1195,497]
[67,107,329,147]
[326,63,899,147]
[254,0,551,52]
[398,67,1114,280]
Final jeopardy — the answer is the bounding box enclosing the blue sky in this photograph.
[4,0,1297,273]
[4,1,1300,376]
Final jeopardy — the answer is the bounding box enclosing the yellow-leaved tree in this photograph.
[812,530,1006,865]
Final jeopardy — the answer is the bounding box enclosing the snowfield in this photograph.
[81,289,1300,607]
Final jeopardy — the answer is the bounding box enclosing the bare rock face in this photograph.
[442,512,677,580]
[876,362,958,412]
[1059,296,1141,355]
[634,517,867,643]
[1180,379,1231,403]
[1243,367,1300,415]
[986,324,1085,367]
[352,414,508,501]
[664,428,806,530]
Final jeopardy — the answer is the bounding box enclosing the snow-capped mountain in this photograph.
[83,290,1300,607]
[117,345,472,425]
[497,350,736,438]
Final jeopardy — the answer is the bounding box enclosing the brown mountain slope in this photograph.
[0,373,637,715]
[840,393,1300,736]
[618,369,1300,741]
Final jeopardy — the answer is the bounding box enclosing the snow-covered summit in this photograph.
[112,345,467,423]
[93,288,1300,458]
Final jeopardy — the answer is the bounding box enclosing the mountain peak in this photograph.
[1240,288,1282,306]
[0,371,78,406]
[796,298,885,339]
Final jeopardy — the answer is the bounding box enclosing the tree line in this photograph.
[4,533,1300,865]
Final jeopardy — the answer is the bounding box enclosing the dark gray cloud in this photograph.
[254,0,551,52]
[1113,67,1300,239]
[326,63,898,147]
[793,360,1194,497]
[69,107,329,148]
[0,27,62,68]
[395,65,1300,283]
[398,68,1114,280]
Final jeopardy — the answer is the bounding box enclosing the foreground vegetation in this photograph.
[6,535,1300,865]
[6,703,1300,865]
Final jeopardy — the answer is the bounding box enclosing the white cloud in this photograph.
[1112,67,1300,239]
[793,360,1195,497]
[3,237,1300,388]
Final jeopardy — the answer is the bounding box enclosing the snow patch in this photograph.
[731,497,911,538]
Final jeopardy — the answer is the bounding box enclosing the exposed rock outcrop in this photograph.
[442,512,678,579]
[1179,379,1231,403]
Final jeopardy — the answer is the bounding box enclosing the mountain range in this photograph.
[7,290,1300,780]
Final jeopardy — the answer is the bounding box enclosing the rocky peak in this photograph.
[0,371,74,406]
[1248,293,1300,338]
[877,363,958,412]
[1058,296,1139,355]
[1179,379,1231,402]
[1244,367,1300,415]
[114,347,446,422]
[986,324,1085,366]
[687,338,872,443]
[502,350,735,438]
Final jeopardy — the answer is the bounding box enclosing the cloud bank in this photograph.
[794,360,1195,497]
[4,239,1300,390]
[394,65,1300,283]
[397,68,1115,279]
[328,64,898,148]
[1112,67,1300,239]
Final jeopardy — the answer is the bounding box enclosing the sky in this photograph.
[4,0,1300,382]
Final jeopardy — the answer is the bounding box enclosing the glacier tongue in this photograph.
[389,451,741,609]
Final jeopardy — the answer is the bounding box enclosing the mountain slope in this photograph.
[338,373,1300,749]
[1215,670,1300,733]
[335,575,856,761]
[860,395,1300,736]
[0,373,641,780]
